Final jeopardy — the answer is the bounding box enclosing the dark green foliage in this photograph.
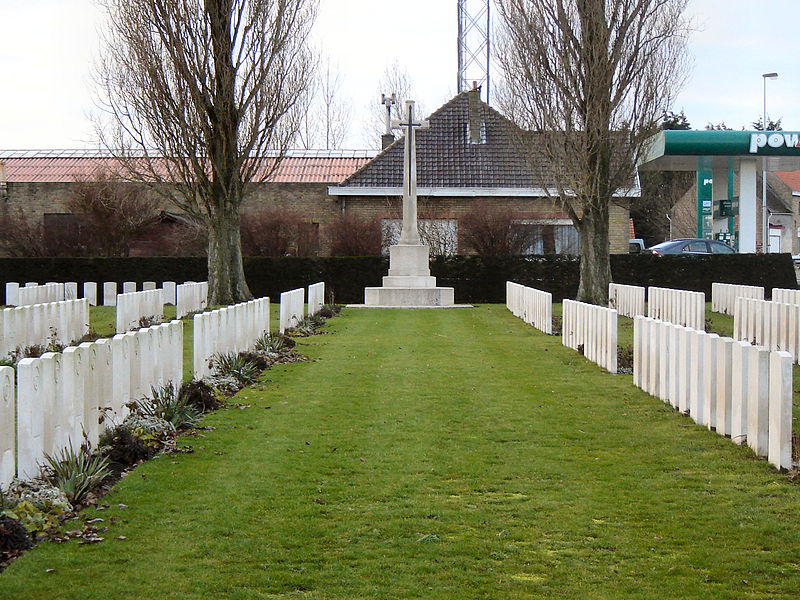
[1,254,795,305]
[617,344,634,370]
[136,384,200,429]
[42,442,111,505]
[0,516,33,553]
[177,380,222,413]
[609,253,797,299]
[99,425,157,466]
[211,352,259,386]
[237,351,270,371]
[255,332,295,353]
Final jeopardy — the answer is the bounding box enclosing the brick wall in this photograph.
[3,181,632,256]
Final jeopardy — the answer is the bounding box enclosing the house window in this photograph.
[514,221,581,255]
[381,219,458,256]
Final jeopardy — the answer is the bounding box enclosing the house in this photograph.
[330,87,633,255]
[0,88,634,257]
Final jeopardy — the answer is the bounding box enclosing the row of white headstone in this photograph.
[711,282,764,315]
[0,299,89,361]
[505,282,553,334]
[279,288,305,334]
[733,297,800,364]
[561,299,618,373]
[1,320,184,484]
[193,297,270,380]
[608,283,646,318]
[16,282,68,306]
[771,287,800,306]
[647,286,705,330]
[103,281,173,307]
[633,316,792,470]
[5,281,189,307]
[116,289,164,333]
[176,281,208,319]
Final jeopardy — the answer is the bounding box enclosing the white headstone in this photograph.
[0,366,15,486]
[746,346,770,457]
[5,282,19,306]
[16,358,44,479]
[104,282,117,306]
[83,282,98,306]
[768,350,793,470]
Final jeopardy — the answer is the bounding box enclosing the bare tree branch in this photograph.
[94,0,317,303]
[495,0,691,303]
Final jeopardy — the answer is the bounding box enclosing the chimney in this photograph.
[381,133,395,150]
[468,81,482,145]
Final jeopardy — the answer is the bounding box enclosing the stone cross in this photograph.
[391,100,429,245]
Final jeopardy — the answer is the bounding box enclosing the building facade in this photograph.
[0,90,634,257]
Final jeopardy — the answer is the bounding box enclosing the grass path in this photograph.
[3,306,800,598]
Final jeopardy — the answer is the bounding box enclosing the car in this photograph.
[647,238,736,256]
[629,238,645,253]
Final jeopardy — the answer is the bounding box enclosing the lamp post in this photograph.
[762,72,778,252]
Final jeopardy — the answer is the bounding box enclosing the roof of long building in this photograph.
[0,149,377,184]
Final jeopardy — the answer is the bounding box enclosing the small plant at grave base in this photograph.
[237,350,270,372]
[617,344,634,374]
[211,352,259,387]
[287,315,324,337]
[254,332,295,354]
[135,384,200,430]
[98,423,159,467]
[551,314,562,336]
[75,331,102,344]
[1,501,63,539]
[0,515,33,561]
[705,318,723,336]
[577,343,585,356]
[177,379,223,414]
[42,441,111,506]
[791,432,800,478]
[138,315,160,328]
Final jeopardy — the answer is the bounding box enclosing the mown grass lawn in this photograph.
[3,305,800,599]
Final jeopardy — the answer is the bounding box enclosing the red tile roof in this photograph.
[0,150,376,184]
[775,171,800,193]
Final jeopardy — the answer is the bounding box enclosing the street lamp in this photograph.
[762,72,778,252]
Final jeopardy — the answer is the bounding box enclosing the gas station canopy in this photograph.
[638,130,800,173]
[637,130,800,253]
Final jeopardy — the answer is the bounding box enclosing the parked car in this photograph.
[629,238,645,253]
[647,238,735,256]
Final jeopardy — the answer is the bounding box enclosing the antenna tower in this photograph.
[457,0,490,102]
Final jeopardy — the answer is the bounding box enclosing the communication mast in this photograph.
[457,0,490,102]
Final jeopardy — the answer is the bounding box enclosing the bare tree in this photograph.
[0,210,48,258]
[459,204,531,256]
[94,0,317,304]
[496,0,691,304]
[297,60,351,149]
[69,170,160,256]
[363,61,425,149]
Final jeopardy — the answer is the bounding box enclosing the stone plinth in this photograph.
[362,244,456,308]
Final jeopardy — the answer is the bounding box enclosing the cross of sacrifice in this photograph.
[391,100,429,245]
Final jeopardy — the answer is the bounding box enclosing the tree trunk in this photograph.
[576,203,611,305]
[207,209,252,305]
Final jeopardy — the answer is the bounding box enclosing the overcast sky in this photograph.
[0,0,797,150]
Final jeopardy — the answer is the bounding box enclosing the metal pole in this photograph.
[763,75,768,252]
[761,72,778,252]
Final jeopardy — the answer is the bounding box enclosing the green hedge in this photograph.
[1,254,796,305]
